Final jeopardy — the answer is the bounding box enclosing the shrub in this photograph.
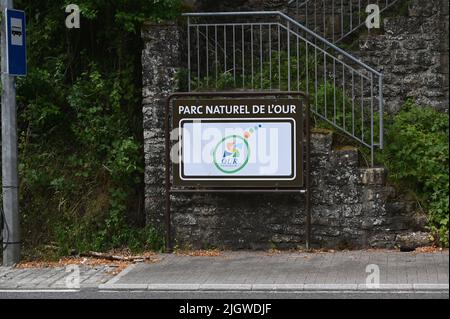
[379,100,449,246]
[12,0,181,258]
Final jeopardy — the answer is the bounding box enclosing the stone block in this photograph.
[360,168,387,186]
[395,232,434,249]
[311,131,333,154]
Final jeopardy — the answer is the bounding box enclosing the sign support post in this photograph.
[1,0,25,266]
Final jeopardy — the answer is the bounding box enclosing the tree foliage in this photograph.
[13,0,181,256]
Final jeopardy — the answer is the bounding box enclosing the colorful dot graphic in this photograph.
[243,125,262,140]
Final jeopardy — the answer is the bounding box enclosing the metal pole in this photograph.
[164,97,172,253]
[187,17,191,92]
[305,97,311,250]
[1,0,20,266]
[287,21,291,91]
[379,75,384,150]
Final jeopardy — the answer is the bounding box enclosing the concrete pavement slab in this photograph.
[2,251,448,294]
[99,251,449,293]
[0,266,114,290]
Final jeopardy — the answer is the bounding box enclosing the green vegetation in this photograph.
[8,0,182,258]
[379,101,449,246]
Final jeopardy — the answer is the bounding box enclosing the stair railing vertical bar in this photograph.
[287,21,291,91]
[251,24,254,89]
[288,0,401,43]
[330,0,336,42]
[206,26,209,87]
[269,24,272,90]
[278,24,281,89]
[333,56,336,123]
[349,0,352,33]
[342,62,345,131]
[351,69,355,136]
[341,0,344,39]
[322,0,326,40]
[187,17,191,92]
[233,25,236,86]
[183,11,383,165]
[297,23,300,91]
[259,25,263,89]
[379,74,384,149]
[323,41,327,118]
[242,25,245,89]
[224,26,227,78]
[197,25,200,89]
[370,72,374,164]
[215,25,218,88]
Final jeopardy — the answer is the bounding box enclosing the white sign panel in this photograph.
[10,17,23,46]
[180,119,296,181]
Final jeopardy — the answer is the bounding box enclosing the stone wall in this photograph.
[141,1,445,249]
[142,22,180,228]
[358,0,449,113]
[142,22,429,250]
[193,0,287,12]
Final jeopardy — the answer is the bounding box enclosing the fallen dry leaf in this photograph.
[266,249,283,256]
[15,250,161,274]
[175,249,222,257]
[414,246,447,254]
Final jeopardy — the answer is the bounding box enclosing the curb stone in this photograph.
[99,284,148,290]
[98,264,137,290]
[148,284,201,291]
[199,284,252,291]
[413,284,449,291]
[97,283,450,292]
[252,284,306,291]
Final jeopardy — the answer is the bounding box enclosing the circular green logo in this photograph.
[213,135,250,174]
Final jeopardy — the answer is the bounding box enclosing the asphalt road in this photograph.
[0,289,448,299]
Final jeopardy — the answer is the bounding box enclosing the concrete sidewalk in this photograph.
[0,250,448,294]
[100,251,449,293]
[0,265,114,290]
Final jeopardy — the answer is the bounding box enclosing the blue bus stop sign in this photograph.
[5,9,27,76]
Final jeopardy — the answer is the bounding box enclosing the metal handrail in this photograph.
[182,11,384,164]
[183,11,382,76]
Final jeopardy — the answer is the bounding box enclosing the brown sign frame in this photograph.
[172,98,304,188]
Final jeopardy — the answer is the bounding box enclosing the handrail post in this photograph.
[370,73,374,166]
[287,20,291,91]
[165,96,172,252]
[379,74,384,150]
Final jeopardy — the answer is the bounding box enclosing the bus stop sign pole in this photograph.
[1,0,25,266]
